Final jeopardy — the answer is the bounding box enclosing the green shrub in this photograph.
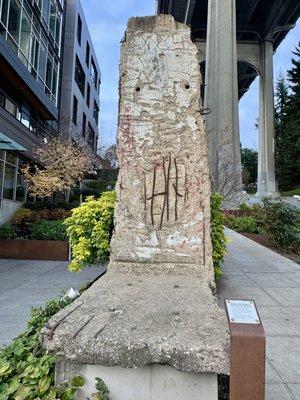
[0,296,85,399]
[281,187,300,197]
[223,215,259,233]
[210,193,228,279]
[30,220,67,241]
[24,201,80,211]
[92,377,110,400]
[38,208,71,221]
[0,223,18,240]
[65,191,116,272]
[262,198,300,252]
[239,203,251,212]
[10,208,37,226]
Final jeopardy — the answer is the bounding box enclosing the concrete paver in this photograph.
[219,229,300,400]
[288,385,300,399]
[0,259,104,346]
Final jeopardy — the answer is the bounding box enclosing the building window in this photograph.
[16,157,26,201]
[42,0,50,24]
[90,57,98,89]
[49,0,56,39]
[85,42,90,66]
[0,151,27,202]
[8,0,21,44]
[77,14,82,45]
[75,55,85,96]
[3,162,15,199]
[82,112,86,136]
[0,0,9,27]
[87,122,95,149]
[86,83,90,107]
[93,100,99,125]
[72,95,78,125]
[20,8,30,58]
[2,152,17,200]
[0,0,62,106]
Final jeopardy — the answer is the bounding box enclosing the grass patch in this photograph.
[281,187,300,197]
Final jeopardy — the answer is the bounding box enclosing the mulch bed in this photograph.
[218,375,229,399]
[240,233,300,265]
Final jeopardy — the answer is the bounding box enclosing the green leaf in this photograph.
[71,375,85,388]
[60,387,77,400]
[37,375,52,395]
[0,362,11,377]
[13,386,32,400]
[6,377,20,395]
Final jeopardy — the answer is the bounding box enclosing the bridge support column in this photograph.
[204,0,244,207]
[256,41,278,197]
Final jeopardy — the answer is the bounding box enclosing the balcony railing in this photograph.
[0,91,57,138]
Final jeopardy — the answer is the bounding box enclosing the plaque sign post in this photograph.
[225,299,266,400]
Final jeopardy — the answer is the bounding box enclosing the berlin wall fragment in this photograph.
[42,15,229,398]
[112,14,214,287]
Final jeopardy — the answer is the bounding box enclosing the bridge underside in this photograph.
[158,0,299,98]
[157,0,300,203]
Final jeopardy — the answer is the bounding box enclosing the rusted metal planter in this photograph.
[0,239,70,261]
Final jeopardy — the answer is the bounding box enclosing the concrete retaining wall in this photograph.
[56,361,218,400]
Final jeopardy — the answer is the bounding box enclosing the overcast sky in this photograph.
[83,0,300,150]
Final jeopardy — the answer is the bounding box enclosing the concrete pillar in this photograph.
[256,41,278,197]
[205,0,244,206]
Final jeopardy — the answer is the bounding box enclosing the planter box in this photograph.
[0,239,70,261]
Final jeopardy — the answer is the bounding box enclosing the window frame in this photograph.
[74,54,85,96]
[76,13,82,45]
[72,95,78,125]
[85,41,90,66]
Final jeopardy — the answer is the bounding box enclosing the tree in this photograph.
[241,148,258,187]
[22,135,96,198]
[274,72,289,128]
[275,45,300,191]
[288,42,300,99]
[91,144,119,193]
[98,144,118,170]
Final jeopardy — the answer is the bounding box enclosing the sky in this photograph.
[82,0,300,150]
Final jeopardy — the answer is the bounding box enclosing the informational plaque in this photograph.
[225,300,260,324]
[225,299,265,400]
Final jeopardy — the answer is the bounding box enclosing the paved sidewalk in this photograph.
[218,229,300,400]
[0,259,104,347]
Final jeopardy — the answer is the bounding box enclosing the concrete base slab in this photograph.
[56,361,218,400]
[41,270,229,375]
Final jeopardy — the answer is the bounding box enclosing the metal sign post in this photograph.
[225,299,266,400]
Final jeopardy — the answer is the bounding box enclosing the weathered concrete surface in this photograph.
[42,15,229,384]
[112,14,214,287]
[42,272,229,373]
[56,362,218,400]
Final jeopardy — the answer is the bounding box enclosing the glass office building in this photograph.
[0,0,101,223]
[0,0,64,222]
[0,0,63,105]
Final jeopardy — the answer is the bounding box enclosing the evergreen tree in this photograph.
[275,44,300,191]
[241,147,258,186]
[287,42,300,98]
[274,72,289,128]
